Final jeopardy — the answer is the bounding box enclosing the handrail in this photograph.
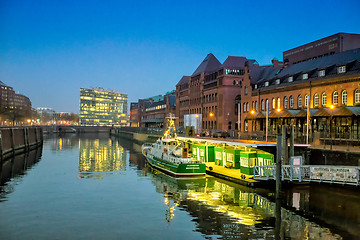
[253,165,360,186]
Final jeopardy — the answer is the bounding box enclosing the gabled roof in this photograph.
[176,76,190,86]
[192,53,221,77]
[221,56,247,68]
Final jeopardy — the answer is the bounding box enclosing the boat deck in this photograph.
[205,162,261,187]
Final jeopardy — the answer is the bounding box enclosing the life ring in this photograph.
[164,148,168,153]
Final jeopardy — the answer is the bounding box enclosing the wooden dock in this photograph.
[205,162,262,187]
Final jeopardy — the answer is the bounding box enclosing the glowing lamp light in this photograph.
[250,110,255,114]
[27,119,31,123]
[209,112,214,117]
[276,108,281,112]
[195,114,199,118]
[330,104,335,110]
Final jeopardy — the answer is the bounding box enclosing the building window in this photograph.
[337,66,346,74]
[266,99,269,110]
[246,102,249,112]
[243,103,246,113]
[277,98,281,109]
[254,84,257,89]
[289,96,294,109]
[284,96,288,109]
[298,95,302,108]
[355,89,360,104]
[275,79,280,85]
[252,101,254,110]
[342,90,347,105]
[265,81,269,87]
[302,73,308,80]
[318,70,325,77]
[245,87,248,95]
[261,100,265,111]
[288,76,293,82]
[255,101,258,110]
[333,91,338,105]
[305,95,309,107]
[322,92,327,106]
[272,98,276,109]
[314,93,319,107]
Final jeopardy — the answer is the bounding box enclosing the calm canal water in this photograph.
[0,133,359,239]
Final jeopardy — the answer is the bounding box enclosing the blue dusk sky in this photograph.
[1,0,359,113]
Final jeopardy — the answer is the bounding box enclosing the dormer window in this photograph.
[302,73,308,80]
[265,81,269,87]
[288,76,293,82]
[318,70,325,77]
[275,79,280,85]
[338,66,346,74]
[254,84,257,89]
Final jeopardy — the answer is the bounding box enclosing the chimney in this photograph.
[272,57,279,67]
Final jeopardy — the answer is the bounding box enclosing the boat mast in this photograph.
[163,113,177,139]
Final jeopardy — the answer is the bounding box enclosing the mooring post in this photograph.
[289,125,294,158]
[10,128,15,156]
[281,125,288,165]
[276,126,282,200]
[275,198,282,240]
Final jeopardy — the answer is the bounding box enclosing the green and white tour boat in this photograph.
[142,115,206,177]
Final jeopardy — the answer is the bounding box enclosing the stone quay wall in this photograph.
[0,127,43,163]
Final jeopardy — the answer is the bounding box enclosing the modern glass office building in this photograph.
[80,87,128,126]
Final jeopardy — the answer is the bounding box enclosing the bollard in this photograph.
[276,126,282,200]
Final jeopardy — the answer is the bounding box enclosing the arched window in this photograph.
[322,92,327,106]
[277,98,281,109]
[266,99,269,110]
[333,91,338,105]
[261,100,265,111]
[305,95,309,107]
[252,101,254,110]
[298,95,302,108]
[342,90,347,105]
[289,96,294,109]
[243,103,246,113]
[355,89,360,104]
[255,101,258,110]
[284,96,288,109]
[246,102,249,112]
[272,98,276,109]
[314,93,319,107]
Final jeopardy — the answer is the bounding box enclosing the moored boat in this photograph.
[142,114,206,177]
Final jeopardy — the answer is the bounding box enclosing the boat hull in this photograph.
[145,153,206,177]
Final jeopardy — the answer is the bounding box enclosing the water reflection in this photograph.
[0,147,42,200]
[79,137,126,178]
[144,162,347,239]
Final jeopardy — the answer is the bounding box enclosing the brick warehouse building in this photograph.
[175,33,360,141]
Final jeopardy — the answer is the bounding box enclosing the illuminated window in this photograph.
[298,95,302,108]
[277,98,280,109]
[302,73,308,80]
[305,95,309,107]
[342,90,347,105]
[265,81,269,87]
[355,89,360,104]
[288,76,293,82]
[322,92,327,106]
[333,91,338,105]
[261,100,264,111]
[272,98,276,109]
[284,96,288,109]
[314,93,319,107]
[337,66,346,74]
[318,70,325,77]
[275,79,280,85]
[289,96,294,109]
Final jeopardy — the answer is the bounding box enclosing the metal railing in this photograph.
[253,165,360,186]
